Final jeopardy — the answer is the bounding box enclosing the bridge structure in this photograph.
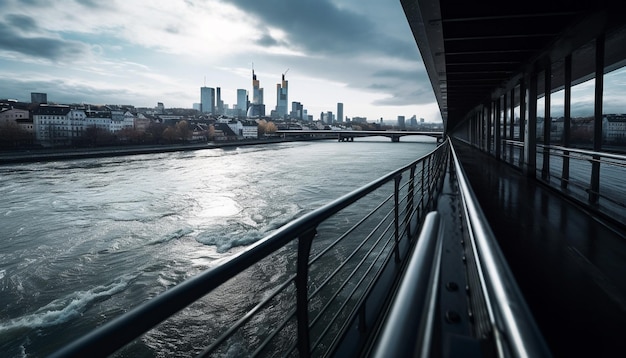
[275,129,444,142]
[52,1,626,357]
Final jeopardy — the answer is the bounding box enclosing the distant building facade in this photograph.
[276,74,288,118]
[31,92,47,104]
[200,86,215,114]
[337,103,343,123]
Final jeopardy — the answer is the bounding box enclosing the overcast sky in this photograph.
[0,0,443,122]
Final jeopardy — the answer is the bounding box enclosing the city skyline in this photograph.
[0,0,443,122]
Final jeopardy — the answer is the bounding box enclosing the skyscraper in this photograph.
[237,89,248,114]
[276,73,288,118]
[398,115,406,129]
[337,103,343,123]
[290,101,303,120]
[200,86,215,114]
[216,87,223,115]
[248,70,265,117]
[252,70,264,105]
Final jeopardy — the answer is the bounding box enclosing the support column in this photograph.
[562,55,572,189]
[486,103,492,154]
[542,64,552,181]
[495,97,501,160]
[519,79,527,167]
[590,35,605,205]
[524,72,537,177]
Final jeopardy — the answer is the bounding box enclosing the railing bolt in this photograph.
[446,282,459,291]
[445,310,461,324]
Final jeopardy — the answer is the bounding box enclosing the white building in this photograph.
[33,105,84,146]
[0,108,29,124]
[603,114,626,143]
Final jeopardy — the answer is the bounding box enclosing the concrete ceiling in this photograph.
[401,0,624,132]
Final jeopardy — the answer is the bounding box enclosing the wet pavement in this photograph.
[452,139,626,357]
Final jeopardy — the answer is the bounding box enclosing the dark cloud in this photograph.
[0,18,91,61]
[19,0,51,6]
[75,0,104,8]
[228,0,414,59]
[5,14,38,32]
[0,78,138,105]
[256,33,288,47]
[165,25,180,34]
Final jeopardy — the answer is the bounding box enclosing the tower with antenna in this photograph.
[276,68,289,119]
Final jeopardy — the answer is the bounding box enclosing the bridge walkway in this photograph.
[452,139,626,357]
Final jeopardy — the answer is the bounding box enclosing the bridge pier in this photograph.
[391,136,400,142]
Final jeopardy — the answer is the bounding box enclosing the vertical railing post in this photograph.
[296,228,317,357]
[421,160,426,215]
[393,174,402,263]
[406,165,416,240]
[427,155,433,206]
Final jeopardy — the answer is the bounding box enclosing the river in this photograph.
[0,137,437,357]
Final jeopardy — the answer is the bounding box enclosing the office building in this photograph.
[337,103,343,123]
[276,74,288,118]
[31,92,47,104]
[398,115,406,129]
[216,87,223,115]
[237,89,248,112]
[200,86,215,114]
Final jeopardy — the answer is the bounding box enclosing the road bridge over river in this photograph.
[275,129,444,142]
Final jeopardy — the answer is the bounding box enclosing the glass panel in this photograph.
[600,65,626,219]
[570,42,596,149]
[537,93,545,177]
[550,88,565,144]
[570,78,595,149]
[602,66,626,151]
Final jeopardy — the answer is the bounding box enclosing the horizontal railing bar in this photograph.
[324,225,402,354]
[308,207,394,309]
[309,215,395,333]
[312,226,397,353]
[251,308,297,357]
[309,191,394,266]
[503,139,524,147]
[450,141,551,358]
[539,143,626,161]
[198,275,296,355]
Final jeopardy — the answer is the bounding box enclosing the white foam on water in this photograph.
[0,275,134,333]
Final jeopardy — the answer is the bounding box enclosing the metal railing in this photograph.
[369,211,443,358]
[450,142,551,358]
[51,140,449,358]
[535,144,626,222]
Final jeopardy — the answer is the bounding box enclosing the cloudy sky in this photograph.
[0,0,442,122]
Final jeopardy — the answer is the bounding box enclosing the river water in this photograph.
[0,137,436,357]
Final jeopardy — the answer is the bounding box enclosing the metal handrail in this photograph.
[537,143,626,168]
[450,142,551,358]
[51,140,450,358]
[538,143,626,162]
[370,211,443,358]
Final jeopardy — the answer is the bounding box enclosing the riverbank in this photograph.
[0,137,331,165]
